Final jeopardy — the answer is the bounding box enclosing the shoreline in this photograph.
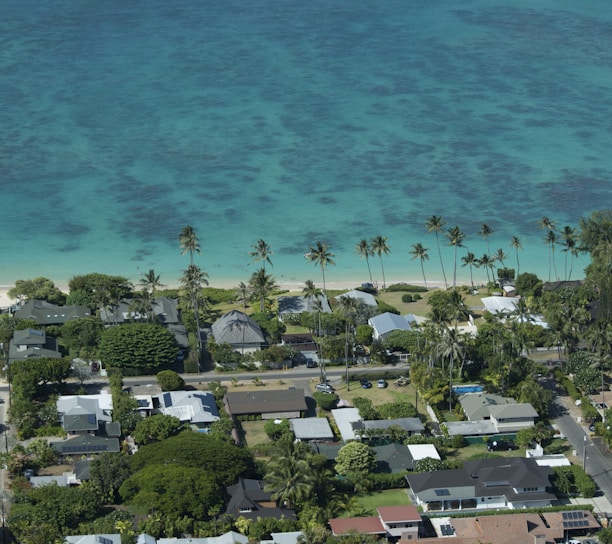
[0,276,457,310]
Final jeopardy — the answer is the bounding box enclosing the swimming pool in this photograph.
[452,385,484,394]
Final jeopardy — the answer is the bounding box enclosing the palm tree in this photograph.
[410,243,430,289]
[440,328,466,412]
[249,239,273,270]
[129,290,154,323]
[560,226,576,281]
[461,251,478,291]
[539,217,556,282]
[425,215,448,289]
[355,239,374,284]
[446,225,465,289]
[306,241,335,295]
[493,248,507,267]
[235,282,251,356]
[248,268,278,312]
[139,268,164,297]
[479,223,495,256]
[370,235,390,290]
[179,225,201,265]
[510,235,523,276]
[544,229,559,282]
[265,454,313,509]
[180,264,209,358]
[478,253,495,284]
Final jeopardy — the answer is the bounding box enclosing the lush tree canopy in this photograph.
[156,369,185,391]
[99,323,178,371]
[61,317,104,356]
[335,442,376,478]
[133,414,184,445]
[8,277,66,305]
[119,463,223,521]
[130,431,256,486]
[68,273,133,306]
[90,452,134,502]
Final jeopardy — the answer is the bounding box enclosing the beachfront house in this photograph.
[12,299,91,326]
[334,289,377,307]
[277,295,331,322]
[211,310,265,353]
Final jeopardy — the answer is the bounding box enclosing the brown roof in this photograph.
[224,389,307,415]
[329,516,385,535]
[411,511,597,544]
[377,505,421,523]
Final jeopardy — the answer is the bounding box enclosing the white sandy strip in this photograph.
[0,277,452,309]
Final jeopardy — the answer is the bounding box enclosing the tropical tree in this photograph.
[539,217,557,282]
[306,241,335,295]
[461,251,478,291]
[370,235,390,290]
[440,328,466,412]
[249,239,273,270]
[248,269,278,312]
[180,264,209,357]
[139,269,164,296]
[179,225,201,266]
[544,229,559,282]
[446,225,465,289]
[425,215,448,289]
[355,239,374,284]
[410,243,429,289]
[510,235,523,276]
[478,253,495,285]
[560,226,577,281]
[479,223,494,255]
[493,248,508,267]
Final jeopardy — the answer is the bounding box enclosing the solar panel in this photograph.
[435,489,450,496]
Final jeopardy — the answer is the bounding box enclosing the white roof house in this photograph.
[406,444,441,463]
[481,296,548,328]
[334,290,377,306]
[157,532,249,544]
[65,535,121,544]
[331,408,362,441]
[157,391,220,427]
[368,312,413,340]
[290,417,334,441]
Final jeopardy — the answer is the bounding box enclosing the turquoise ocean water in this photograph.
[1,0,611,289]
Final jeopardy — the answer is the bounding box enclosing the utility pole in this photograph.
[583,434,587,473]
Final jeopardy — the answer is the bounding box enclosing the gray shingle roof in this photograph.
[14,300,90,325]
[290,417,334,440]
[224,389,307,416]
[211,310,265,346]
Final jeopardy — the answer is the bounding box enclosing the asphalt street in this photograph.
[547,377,612,511]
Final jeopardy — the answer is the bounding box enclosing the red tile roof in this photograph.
[377,505,421,523]
[329,516,385,535]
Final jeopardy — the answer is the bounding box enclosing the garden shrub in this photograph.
[369,472,408,489]
[313,392,338,411]
[401,294,413,303]
[386,284,428,293]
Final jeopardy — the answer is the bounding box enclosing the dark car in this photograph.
[486,439,514,452]
[360,378,372,389]
[306,359,318,368]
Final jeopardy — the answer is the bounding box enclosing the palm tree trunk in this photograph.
[420,261,428,289]
[365,256,373,284]
[379,257,386,290]
[435,233,448,289]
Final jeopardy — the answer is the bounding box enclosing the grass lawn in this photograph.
[241,420,271,447]
[357,488,411,513]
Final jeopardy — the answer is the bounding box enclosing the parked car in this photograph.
[377,379,388,388]
[360,379,372,389]
[306,359,318,368]
[486,439,515,452]
[315,383,335,394]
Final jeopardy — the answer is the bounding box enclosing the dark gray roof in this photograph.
[290,417,334,440]
[364,417,424,433]
[211,310,265,347]
[373,443,413,474]
[307,443,343,460]
[225,478,295,521]
[14,300,90,325]
[51,435,120,455]
[74,460,91,480]
[407,458,553,496]
[99,297,180,325]
[224,389,307,416]
[278,295,331,316]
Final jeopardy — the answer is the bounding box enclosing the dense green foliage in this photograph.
[385,284,428,293]
[7,276,66,305]
[130,431,256,485]
[68,273,133,308]
[133,414,184,445]
[99,323,178,371]
[90,452,134,502]
[313,391,339,411]
[335,442,376,479]
[60,316,104,357]
[156,369,185,391]
[120,464,223,521]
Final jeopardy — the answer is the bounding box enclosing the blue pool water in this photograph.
[453,385,484,394]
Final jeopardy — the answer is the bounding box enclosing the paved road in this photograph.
[547,377,612,509]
